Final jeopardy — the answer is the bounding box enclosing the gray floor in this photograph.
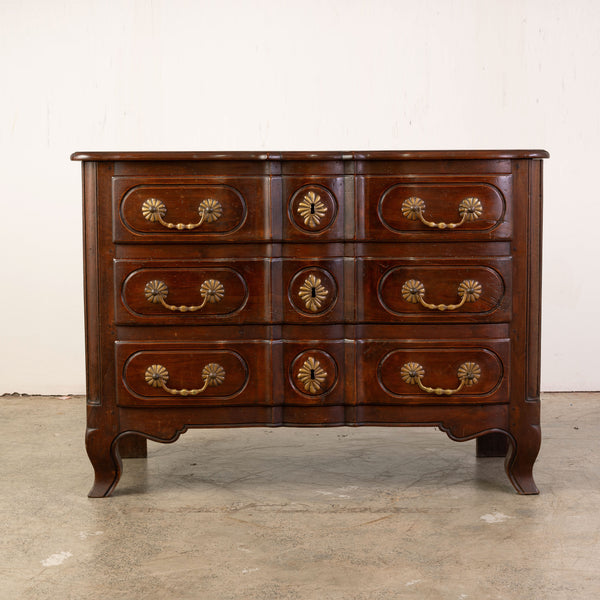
[0,393,598,599]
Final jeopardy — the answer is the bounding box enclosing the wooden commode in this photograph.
[72,150,548,497]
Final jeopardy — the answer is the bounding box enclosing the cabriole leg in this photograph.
[85,427,122,498]
[505,418,541,495]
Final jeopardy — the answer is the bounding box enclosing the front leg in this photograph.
[505,401,542,494]
[86,427,122,498]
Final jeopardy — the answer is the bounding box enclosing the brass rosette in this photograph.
[297,357,327,394]
[297,191,328,228]
[458,197,483,222]
[298,274,329,312]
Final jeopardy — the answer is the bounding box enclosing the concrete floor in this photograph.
[0,393,598,599]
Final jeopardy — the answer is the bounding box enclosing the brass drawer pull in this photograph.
[144,363,225,396]
[401,361,481,396]
[401,279,482,311]
[141,198,223,230]
[401,196,482,229]
[144,279,224,312]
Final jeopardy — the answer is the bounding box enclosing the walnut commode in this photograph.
[72,150,548,497]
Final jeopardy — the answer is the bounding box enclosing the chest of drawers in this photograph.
[72,150,548,497]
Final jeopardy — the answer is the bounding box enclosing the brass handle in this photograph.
[144,279,224,312]
[144,363,225,396]
[401,279,482,311]
[141,198,223,230]
[401,361,481,396]
[401,196,482,229]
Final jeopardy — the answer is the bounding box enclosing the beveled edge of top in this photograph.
[71,150,549,161]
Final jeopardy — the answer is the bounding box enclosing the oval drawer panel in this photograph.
[357,257,511,323]
[123,268,246,317]
[119,183,248,236]
[114,259,268,324]
[355,340,510,405]
[116,342,272,407]
[378,183,505,234]
[378,348,504,401]
[378,265,506,317]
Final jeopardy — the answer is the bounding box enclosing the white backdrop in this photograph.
[1,0,598,394]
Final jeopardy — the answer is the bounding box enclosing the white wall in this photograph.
[1,0,598,394]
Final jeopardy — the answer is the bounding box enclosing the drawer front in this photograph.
[356,339,509,405]
[357,257,511,323]
[116,342,271,407]
[115,259,269,325]
[113,176,270,243]
[358,176,512,241]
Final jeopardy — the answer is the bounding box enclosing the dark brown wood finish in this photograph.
[358,256,512,323]
[115,259,269,324]
[74,150,548,497]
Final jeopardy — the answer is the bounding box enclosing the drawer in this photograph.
[114,259,269,325]
[115,341,271,407]
[357,175,512,241]
[356,339,509,405]
[357,257,511,323]
[112,176,270,243]
[282,176,345,240]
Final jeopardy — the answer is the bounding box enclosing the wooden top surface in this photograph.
[71,150,550,161]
